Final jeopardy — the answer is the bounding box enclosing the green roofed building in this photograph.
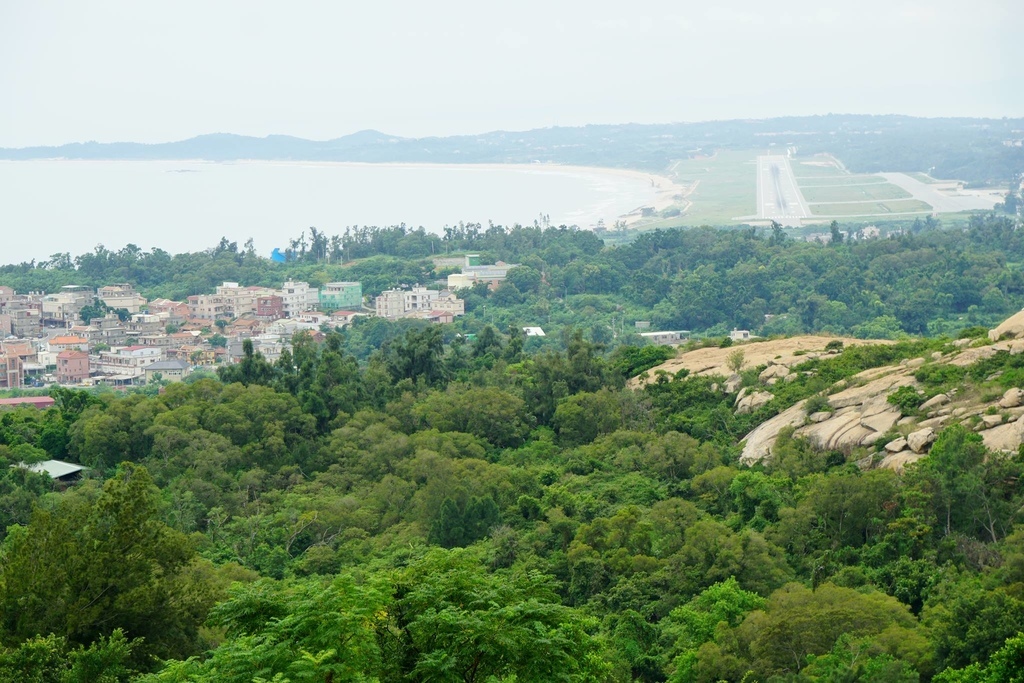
[319,282,363,311]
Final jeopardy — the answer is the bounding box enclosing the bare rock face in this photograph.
[740,401,809,465]
[920,394,950,411]
[979,414,1005,430]
[907,428,936,454]
[725,374,743,394]
[982,418,1024,453]
[808,411,832,423]
[1012,340,1024,356]
[736,390,773,415]
[999,388,1024,409]
[989,309,1024,342]
[885,437,908,453]
[759,365,791,383]
[739,369,914,464]
[879,450,926,472]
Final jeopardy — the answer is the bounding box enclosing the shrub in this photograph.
[887,385,923,414]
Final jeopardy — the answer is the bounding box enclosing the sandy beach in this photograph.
[233,159,687,224]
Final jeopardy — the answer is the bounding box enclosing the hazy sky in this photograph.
[1,0,1021,147]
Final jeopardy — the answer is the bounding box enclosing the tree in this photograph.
[830,220,845,245]
[0,464,213,666]
[378,549,609,682]
[726,349,745,373]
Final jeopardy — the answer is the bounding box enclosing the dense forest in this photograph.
[3,115,1022,185]
[4,309,1024,679]
[4,215,1024,680]
[3,214,1024,350]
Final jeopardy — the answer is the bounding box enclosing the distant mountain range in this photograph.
[3,115,1023,185]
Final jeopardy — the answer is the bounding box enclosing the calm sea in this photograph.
[0,160,659,265]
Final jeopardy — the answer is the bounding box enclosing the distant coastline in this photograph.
[0,159,671,264]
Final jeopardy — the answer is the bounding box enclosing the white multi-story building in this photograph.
[280,281,320,318]
[375,289,405,319]
[98,284,147,313]
[95,346,164,383]
[375,287,464,320]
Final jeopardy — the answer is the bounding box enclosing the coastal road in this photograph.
[757,155,811,225]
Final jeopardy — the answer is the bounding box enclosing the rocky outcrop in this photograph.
[982,417,1024,452]
[740,368,911,464]
[999,388,1024,409]
[740,401,810,464]
[920,394,949,411]
[907,428,936,453]
[884,437,908,453]
[989,309,1024,342]
[735,388,773,415]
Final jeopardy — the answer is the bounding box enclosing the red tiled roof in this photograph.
[57,349,89,359]
[0,396,55,408]
[50,336,88,345]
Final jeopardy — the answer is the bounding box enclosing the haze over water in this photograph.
[0,160,660,265]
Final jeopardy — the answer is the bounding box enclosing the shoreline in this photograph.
[3,157,685,225]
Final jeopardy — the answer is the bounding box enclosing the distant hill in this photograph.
[3,115,1023,185]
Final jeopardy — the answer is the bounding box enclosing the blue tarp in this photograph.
[270,248,287,263]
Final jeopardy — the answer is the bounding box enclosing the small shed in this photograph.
[16,459,88,484]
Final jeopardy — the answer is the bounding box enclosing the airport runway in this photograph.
[756,155,811,225]
[878,173,1000,213]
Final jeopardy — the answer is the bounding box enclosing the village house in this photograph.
[41,286,94,324]
[148,299,190,324]
[98,284,147,313]
[145,359,192,383]
[56,349,90,384]
[639,330,688,346]
[319,282,363,311]
[256,295,285,320]
[280,281,319,317]
[0,308,42,338]
[95,346,164,384]
[0,348,22,389]
[330,310,364,326]
[447,255,518,290]
[86,313,130,346]
[47,335,90,354]
[375,287,465,321]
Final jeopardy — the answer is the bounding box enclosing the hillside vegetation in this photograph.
[3,216,1024,680]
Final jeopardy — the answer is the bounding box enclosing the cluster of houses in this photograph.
[0,254,525,389]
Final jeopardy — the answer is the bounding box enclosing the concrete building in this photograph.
[375,289,406,319]
[95,346,164,384]
[433,290,465,316]
[87,313,129,347]
[56,349,90,384]
[447,255,518,290]
[319,282,363,311]
[41,286,94,323]
[148,299,190,324]
[98,284,147,313]
[639,330,688,345]
[280,281,319,317]
[0,308,42,339]
[47,335,90,354]
[256,295,285,320]
[0,349,22,388]
[145,359,192,383]
[126,313,164,337]
[186,294,227,321]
